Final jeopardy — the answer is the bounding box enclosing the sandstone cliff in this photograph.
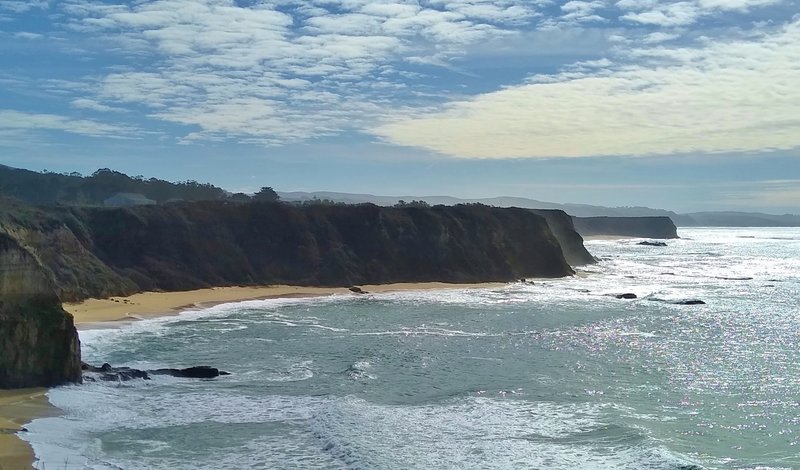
[0,233,81,388]
[572,216,679,239]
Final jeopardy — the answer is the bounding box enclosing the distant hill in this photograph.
[278,191,800,227]
[0,165,229,206]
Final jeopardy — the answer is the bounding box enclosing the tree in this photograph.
[253,186,279,202]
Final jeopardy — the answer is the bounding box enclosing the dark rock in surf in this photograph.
[637,241,668,247]
[151,366,229,379]
[82,362,229,381]
[674,299,706,305]
[614,293,638,299]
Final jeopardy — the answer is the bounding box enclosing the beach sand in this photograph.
[64,282,505,327]
[0,389,52,470]
[3,281,505,468]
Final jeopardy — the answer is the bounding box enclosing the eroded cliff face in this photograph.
[529,210,596,266]
[72,202,573,291]
[572,216,679,239]
[0,233,81,389]
[0,201,574,303]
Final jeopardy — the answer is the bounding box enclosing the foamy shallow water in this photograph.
[23,228,800,469]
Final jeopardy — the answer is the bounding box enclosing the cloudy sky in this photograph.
[1,0,798,213]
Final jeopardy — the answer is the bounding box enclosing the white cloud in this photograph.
[6,0,791,150]
[54,0,543,145]
[0,110,137,137]
[70,98,126,113]
[13,31,43,40]
[0,0,49,13]
[372,18,800,158]
[621,2,700,26]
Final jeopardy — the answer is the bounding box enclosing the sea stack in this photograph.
[0,233,81,389]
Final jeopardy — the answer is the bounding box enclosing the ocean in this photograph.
[22,227,800,469]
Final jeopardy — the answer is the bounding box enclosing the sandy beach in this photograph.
[64,282,505,327]
[0,389,52,470]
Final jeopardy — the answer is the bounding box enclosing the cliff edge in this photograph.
[0,233,81,389]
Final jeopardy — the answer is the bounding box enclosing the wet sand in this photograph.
[0,389,52,470]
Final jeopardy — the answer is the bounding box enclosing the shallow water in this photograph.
[24,228,800,469]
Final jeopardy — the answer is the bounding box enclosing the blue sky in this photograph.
[1,0,798,213]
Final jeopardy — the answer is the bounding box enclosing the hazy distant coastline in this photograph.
[278,191,800,227]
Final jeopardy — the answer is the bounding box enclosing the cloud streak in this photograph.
[0,110,137,138]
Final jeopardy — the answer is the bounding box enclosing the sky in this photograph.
[1,0,799,214]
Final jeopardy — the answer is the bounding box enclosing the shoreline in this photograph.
[0,389,52,470]
[581,234,635,241]
[4,282,506,469]
[65,282,507,327]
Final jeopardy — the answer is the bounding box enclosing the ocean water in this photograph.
[22,227,800,469]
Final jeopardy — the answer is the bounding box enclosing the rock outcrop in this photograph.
[82,362,229,382]
[0,233,81,389]
[572,216,679,239]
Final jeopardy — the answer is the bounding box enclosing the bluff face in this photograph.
[0,201,574,303]
[0,233,81,388]
[68,202,573,293]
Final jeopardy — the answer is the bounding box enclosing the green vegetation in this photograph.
[0,165,269,206]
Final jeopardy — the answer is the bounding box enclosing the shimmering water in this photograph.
[23,228,800,469]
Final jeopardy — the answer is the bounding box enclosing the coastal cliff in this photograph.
[70,202,573,292]
[1,201,574,302]
[572,216,679,239]
[0,233,81,389]
[529,210,596,265]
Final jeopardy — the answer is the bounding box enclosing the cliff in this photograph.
[572,216,679,239]
[0,201,574,302]
[69,202,572,291]
[529,210,596,266]
[0,233,81,389]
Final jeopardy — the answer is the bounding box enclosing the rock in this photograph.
[82,363,230,382]
[637,241,668,247]
[614,293,638,299]
[348,286,366,294]
[150,366,228,379]
[674,299,706,305]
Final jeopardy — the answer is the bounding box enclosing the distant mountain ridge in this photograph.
[278,191,800,227]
